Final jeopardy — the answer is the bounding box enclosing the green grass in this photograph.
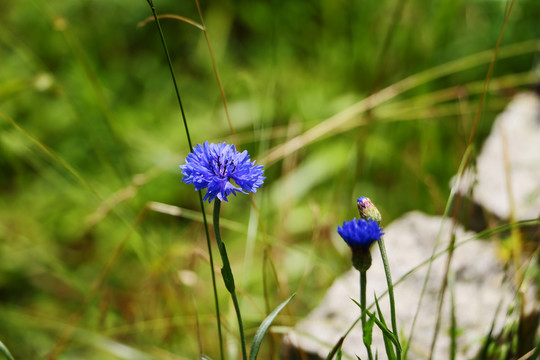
[1,0,539,359]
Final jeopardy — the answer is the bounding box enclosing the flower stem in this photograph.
[360,270,373,360]
[377,238,402,359]
[201,195,224,360]
[145,2,223,358]
[213,200,247,360]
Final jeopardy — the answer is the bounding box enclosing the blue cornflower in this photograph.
[180,141,265,203]
[337,218,384,249]
[338,218,383,271]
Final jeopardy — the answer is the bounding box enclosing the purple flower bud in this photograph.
[357,196,382,223]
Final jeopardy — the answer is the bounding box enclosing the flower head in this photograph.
[357,196,382,223]
[180,141,265,202]
[338,218,383,272]
[338,218,384,249]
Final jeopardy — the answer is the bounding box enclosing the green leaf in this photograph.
[351,299,401,352]
[363,316,375,347]
[218,241,236,293]
[249,293,296,360]
[0,340,15,360]
[374,295,396,360]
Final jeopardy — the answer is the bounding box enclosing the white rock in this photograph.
[284,212,512,360]
[463,92,540,221]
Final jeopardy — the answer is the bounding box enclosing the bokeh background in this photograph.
[1,0,539,359]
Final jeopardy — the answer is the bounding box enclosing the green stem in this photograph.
[201,194,224,360]
[360,271,373,360]
[213,200,247,360]
[377,238,401,359]
[145,2,223,358]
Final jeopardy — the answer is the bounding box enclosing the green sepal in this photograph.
[351,247,372,272]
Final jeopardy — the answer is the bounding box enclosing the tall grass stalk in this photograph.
[144,1,224,358]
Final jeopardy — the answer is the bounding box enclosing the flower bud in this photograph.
[357,197,382,223]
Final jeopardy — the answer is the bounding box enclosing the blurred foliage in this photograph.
[0,0,539,359]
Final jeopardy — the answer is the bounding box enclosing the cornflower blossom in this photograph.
[180,141,265,202]
[338,218,384,271]
[338,218,384,249]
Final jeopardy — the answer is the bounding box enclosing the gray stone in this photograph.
[284,212,512,360]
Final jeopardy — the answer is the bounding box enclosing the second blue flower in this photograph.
[337,218,384,249]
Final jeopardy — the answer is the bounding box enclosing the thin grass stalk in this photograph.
[213,200,248,360]
[449,274,457,360]
[360,271,374,360]
[428,1,516,357]
[402,144,473,359]
[194,0,238,144]
[377,238,401,359]
[144,1,224,358]
[428,229,457,359]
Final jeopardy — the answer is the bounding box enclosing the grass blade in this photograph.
[325,337,345,360]
[249,293,296,360]
[0,341,15,360]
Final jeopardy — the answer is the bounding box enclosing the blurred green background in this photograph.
[1,0,539,359]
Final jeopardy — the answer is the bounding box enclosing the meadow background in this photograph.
[1,0,539,359]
